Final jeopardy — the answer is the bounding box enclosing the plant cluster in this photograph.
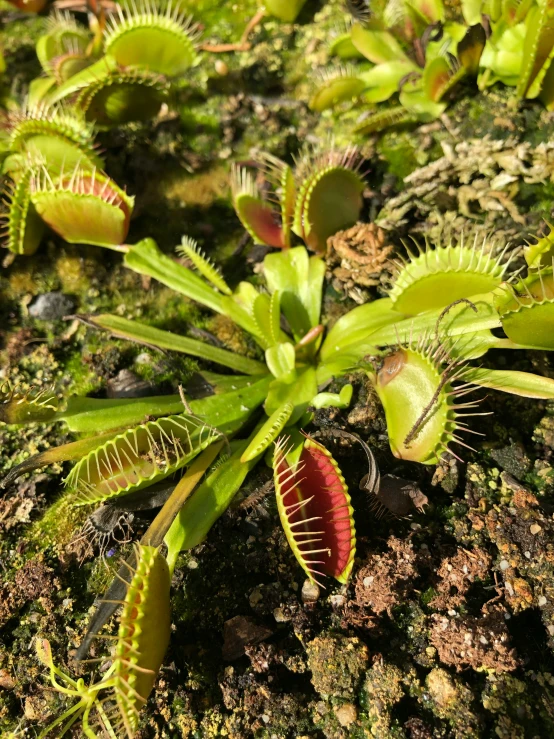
[4,216,554,733]
[312,0,554,132]
[2,1,554,736]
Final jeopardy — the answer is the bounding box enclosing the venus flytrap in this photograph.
[7,231,554,735]
[35,543,171,739]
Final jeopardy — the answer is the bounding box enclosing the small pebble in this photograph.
[499,559,510,571]
[548,625,554,636]
[29,291,74,320]
[530,524,542,535]
[249,588,263,606]
[187,558,198,569]
[215,59,229,75]
[273,607,289,623]
[301,579,320,603]
[0,668,15,690]
[363,576,374,587]
[538,596,548,606]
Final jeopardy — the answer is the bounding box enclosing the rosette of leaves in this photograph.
[311,0,486,132]
[313,0,554,132]
[37,1,201,126]
[5,230,554,734]
[231,146,365,252]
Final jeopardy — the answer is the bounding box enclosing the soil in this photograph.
[1,0,554,737]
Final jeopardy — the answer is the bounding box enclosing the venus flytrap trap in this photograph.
[29,164,134,250]
[265,0,308,23]
[274,435,356,586]
[231,146,365,253]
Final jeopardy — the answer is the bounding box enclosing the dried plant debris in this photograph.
[377,138,554,241]
[326,222,394,301]
[0,555,56,628]
[352,536,424,618]
[460,462,554,647]
[429,608,519,672]
[430,547,492,611]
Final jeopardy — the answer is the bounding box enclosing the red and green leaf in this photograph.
[231,165,285,248]
[274,435,356,585]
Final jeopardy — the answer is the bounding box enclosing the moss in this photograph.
[377,131,430,185]
[359,660,405,737]
[425,668,482,738]
[305,632,369,699]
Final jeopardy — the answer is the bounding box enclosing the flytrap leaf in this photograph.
[263,245,326,342]
[265,0,308,22]
[274,436,356,585]
[293,147,364,253]
[495,268,554,349]
[104,1,201,76]
[59,375,271,436]
[258,152,296,248]
[87,313,267,376]
[388,233,515,314]
[76,70,169,126]
[38,544,170,738]
[36,10,90,73]
[464,367,554,398]
[371,339,479,464]
[241,401,294,463]
[310,67,367,111]
[231,165,285,248]
[524,222,554,266]
[1,169,45,255]
[165,431,265,567]
[0,383,58,424]
[125,237,225,314]
[457,23,487,74]
[113,544,171,736]
[177,236,232,295]
[65,413,221,505]
[516,0,554,98]
[4,104,102,175]
[30,166,134,249]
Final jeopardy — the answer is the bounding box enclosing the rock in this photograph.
[0,668,15,690]
[301,578,320,603]
[222,616,272,660]
[107,369,155,398]
[28,292,74,320]
[334,703,357,727]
